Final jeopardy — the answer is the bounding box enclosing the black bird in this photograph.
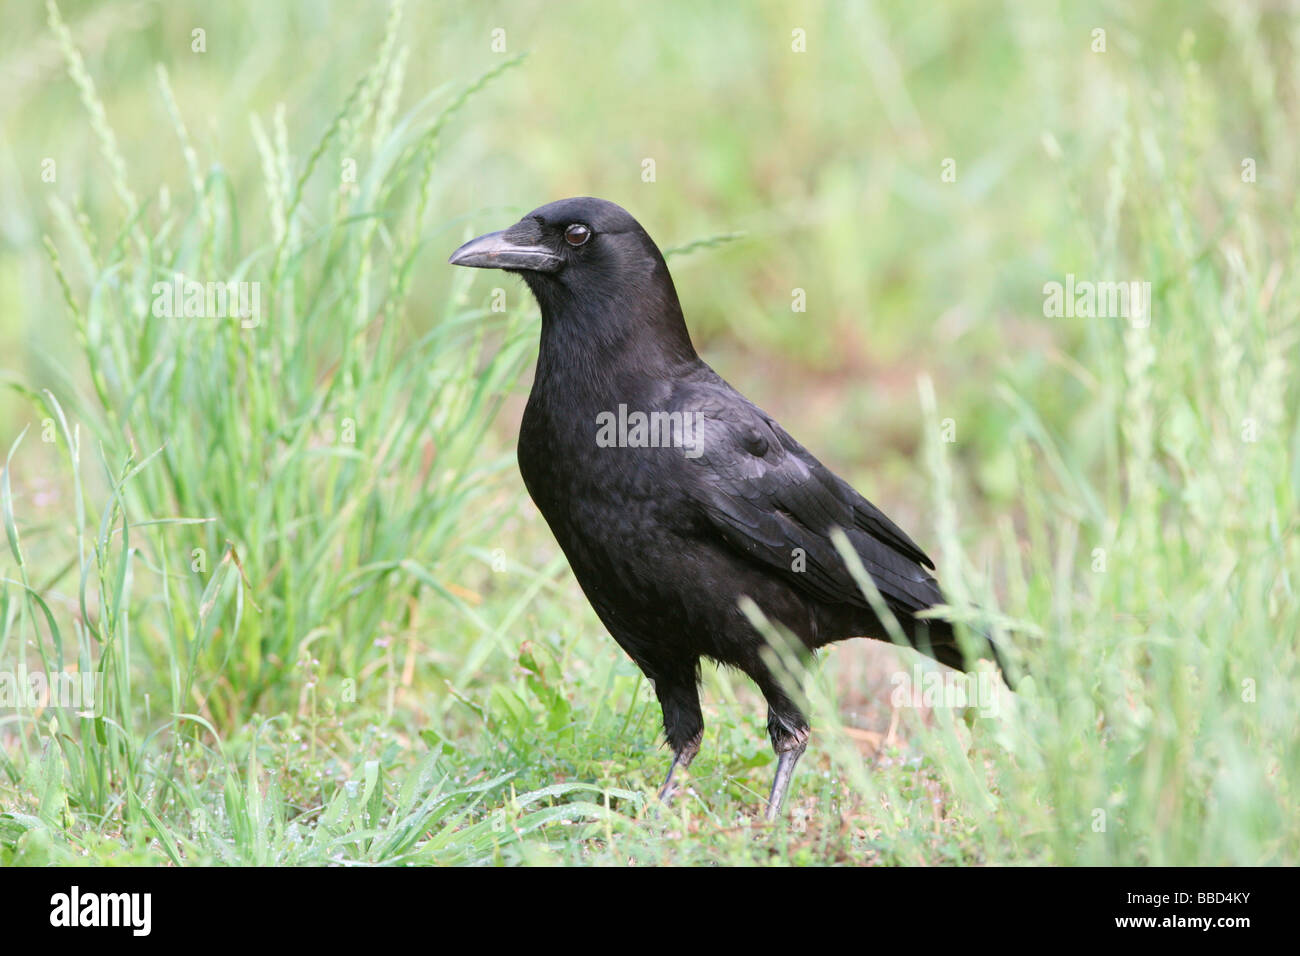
[449,197,1006,818]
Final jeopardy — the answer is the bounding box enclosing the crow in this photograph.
[449,197,1008,819]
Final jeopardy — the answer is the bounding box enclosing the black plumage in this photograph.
[449,197,1006,817]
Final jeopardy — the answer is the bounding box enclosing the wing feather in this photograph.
[684,386,943,616]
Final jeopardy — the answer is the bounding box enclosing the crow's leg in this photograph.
[652,672,703,805]
[756,677,810,821]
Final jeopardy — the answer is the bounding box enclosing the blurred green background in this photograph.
[8,0,1277,495]
[0,0,1296,865]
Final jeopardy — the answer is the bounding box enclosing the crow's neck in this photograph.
[531,292,699,406]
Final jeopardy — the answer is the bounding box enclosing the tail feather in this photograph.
[907,617,1019,689]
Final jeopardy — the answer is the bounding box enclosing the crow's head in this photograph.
[449,197,656,280]
[449,197,694,362]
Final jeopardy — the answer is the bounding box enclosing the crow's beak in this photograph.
[448,229,563,273]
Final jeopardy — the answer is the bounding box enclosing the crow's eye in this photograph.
[564,223,591,246]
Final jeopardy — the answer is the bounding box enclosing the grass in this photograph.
[0,0,1296,865]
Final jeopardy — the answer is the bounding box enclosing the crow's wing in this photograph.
[680,385,943,615]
